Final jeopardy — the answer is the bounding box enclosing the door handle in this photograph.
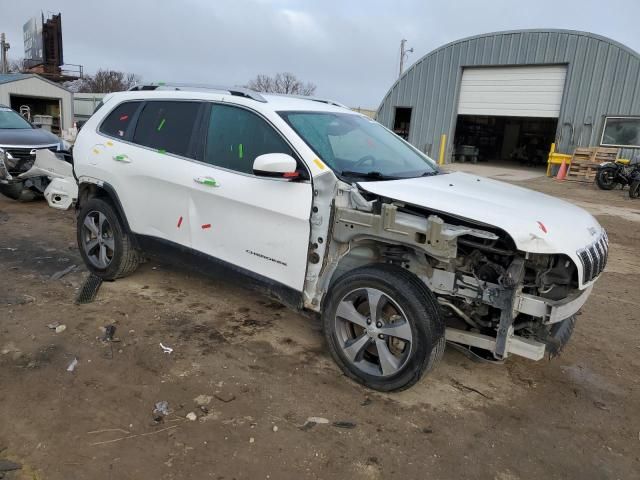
[194,176,220,187]
[112,154,131,163]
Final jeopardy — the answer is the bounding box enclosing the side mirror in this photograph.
[253,153,299,179]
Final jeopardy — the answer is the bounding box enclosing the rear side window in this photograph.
[204,104,294,174]
[99,101,141,138]
[132,101,200,158]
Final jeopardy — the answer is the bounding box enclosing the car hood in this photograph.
[0,128,60,147]
[358,171,603,257]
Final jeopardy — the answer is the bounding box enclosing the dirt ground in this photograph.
[0,176,639,480]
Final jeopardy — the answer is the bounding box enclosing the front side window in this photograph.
[99,101,141,138]
[132,101,200,158]
[601,116,640,148]
[204,104,294,174]
[0,106,33,129]
[279,111,437,180]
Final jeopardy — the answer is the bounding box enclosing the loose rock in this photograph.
[214,392,236,403]
[55,324,67,334]
[186,412,197,421]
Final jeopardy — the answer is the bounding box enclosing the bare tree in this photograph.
[73,69,141,93]
[246,72,316,96]
[8,58,27,73]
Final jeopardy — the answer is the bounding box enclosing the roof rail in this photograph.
[267,93,347,108]
[128,83,267,103]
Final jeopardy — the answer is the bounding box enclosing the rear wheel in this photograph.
[77,197,140,280]
[596,167,617,190]
[629,180,640,199]
[322,264,445,392]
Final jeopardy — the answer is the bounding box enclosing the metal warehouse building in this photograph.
[377,29,640,165]
[0,73,73,135]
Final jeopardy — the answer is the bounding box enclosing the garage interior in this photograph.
[9,94,62,135]
[453,115,558,166]
[452,65,566,167]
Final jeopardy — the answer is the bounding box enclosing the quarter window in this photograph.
[99,101,141,138]
[132,101,201,158]
[204,104,294,174]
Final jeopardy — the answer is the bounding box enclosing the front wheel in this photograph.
[322,264,445,392]
[629,180,640,199]
[77,197,140,280]
[596,167,618,190]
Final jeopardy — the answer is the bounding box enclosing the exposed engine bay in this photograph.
[303,181,593,362]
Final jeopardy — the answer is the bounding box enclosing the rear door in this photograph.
[187,103,313,291]
[98,100,205,247]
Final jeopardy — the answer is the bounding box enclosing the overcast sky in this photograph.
[1,0,639,107]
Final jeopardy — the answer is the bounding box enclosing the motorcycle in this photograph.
[596,159,640,190]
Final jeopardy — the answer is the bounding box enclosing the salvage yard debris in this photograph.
[159,343,173,354]
[66,357,78,372]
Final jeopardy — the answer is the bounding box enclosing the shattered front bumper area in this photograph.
[0,147,77,207]
[425,268,593,361]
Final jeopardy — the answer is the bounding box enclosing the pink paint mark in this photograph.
[177,216,183,228]
[201,224,211,230]
[537,221,548,233]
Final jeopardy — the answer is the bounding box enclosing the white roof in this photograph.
[101,89,355,114]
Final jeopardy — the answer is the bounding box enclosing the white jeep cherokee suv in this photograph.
[31,84,607,391]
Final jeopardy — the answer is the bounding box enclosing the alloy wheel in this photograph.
[81,210,115,269]
[334,287,413,377]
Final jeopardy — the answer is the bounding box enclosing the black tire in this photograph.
[596,167,617,190]
[545,315,577,358]
[322,264,445,392]
[76,197,140,280]
[0,182,38,202]
[629,180,640,199]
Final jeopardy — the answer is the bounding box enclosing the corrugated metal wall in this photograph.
[376,29,640,161]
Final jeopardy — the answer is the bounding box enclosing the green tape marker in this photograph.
[157,118,166,131]
[239,143,243,159]
[115,154,126,161]
[158,148,166,154]
[203,178,218,186]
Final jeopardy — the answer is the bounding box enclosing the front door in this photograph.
[188,103,313,291]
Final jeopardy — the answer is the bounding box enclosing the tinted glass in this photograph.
[0,106,33,129]
[133,101,200,157]
[280,112,437,180]
[205,104,293,174]
[99,101,141,138]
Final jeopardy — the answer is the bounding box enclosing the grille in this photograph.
[577,230,608,284]
[4,146,58,174]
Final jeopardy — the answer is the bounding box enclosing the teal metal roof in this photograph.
[0,73,33,85]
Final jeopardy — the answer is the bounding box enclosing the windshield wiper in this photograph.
[340,170,401,180]
[421,171,440,177]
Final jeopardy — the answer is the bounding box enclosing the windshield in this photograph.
[279,111,438,179]
[0,107,33,129]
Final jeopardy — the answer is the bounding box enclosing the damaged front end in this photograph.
[307,182,592,362]
[0,147,77,208]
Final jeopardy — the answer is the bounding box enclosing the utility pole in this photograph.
[399,39,414,77]
[0,33,10,74]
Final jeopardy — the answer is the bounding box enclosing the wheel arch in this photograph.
[77,181,136,243]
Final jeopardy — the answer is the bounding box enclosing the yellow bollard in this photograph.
[438,134,447,166]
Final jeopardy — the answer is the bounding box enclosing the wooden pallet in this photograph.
[566,147,619,182]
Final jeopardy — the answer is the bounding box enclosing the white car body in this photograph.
[30,84,606,373]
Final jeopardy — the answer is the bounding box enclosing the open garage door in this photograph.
[453,66,566,167]
[457,66,567,118]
